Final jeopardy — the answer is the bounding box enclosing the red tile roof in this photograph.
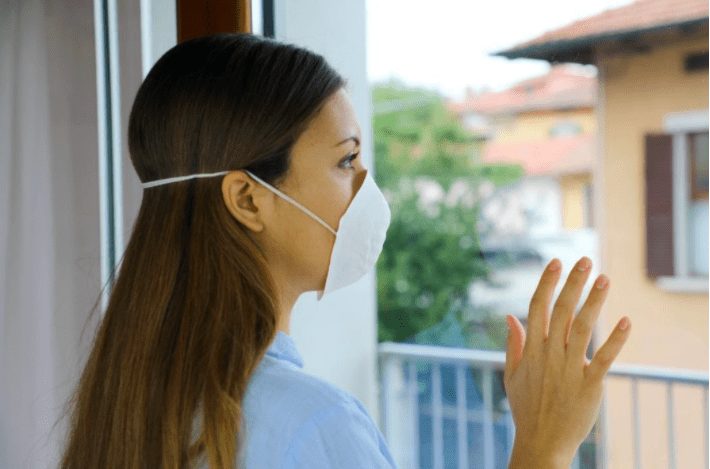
[482,134,596,177]
[495,0,708,63]
[521,0,705,48]
[447,65,596,116]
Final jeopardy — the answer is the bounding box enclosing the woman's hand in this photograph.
[504,256,631,468]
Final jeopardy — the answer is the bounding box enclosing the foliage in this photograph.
[371,79,523,344]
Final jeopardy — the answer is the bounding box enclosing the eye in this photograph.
[338,152,360,170]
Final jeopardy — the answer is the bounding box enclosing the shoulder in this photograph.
[246,354,357,419]
[242,355,397,468]
[280,393,398,469]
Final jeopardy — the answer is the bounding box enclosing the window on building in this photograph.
[688,131,708,276]
[549,120,582,138]
[689,132,709,198]
[645,116,709,290]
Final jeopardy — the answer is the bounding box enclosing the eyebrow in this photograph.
[334,135,360,147]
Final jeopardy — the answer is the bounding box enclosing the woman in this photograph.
[59,32,631,468]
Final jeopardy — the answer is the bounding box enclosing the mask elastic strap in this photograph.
[141,171,231,188]
[245,170,337,236]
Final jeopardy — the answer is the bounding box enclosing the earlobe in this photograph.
[221,171,265,233]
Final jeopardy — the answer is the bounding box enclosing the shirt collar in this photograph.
[265,331,304,368]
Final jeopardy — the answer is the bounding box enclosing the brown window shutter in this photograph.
[177,0,252,43]
[645,133,675,277]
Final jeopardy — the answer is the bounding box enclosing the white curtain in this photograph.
[0,0,102,467]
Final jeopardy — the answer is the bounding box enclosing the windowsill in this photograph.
[656,275,709,293]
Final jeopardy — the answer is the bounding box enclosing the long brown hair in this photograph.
[58,33,346,468]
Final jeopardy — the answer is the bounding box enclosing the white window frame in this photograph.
[657,109,709,293]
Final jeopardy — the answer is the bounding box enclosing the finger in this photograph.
[504,315,515,390]
[504,315,525,385]
[565,273,610,368]
[585,317,631,382]
[524,258,562,357]
[548,256,593,356]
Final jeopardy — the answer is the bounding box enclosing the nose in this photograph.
[353,168,367,194]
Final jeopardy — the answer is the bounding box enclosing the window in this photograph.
[688,131,708,277]
[549,119,582,138]
[646,110,709,292]
[689,132,709,199]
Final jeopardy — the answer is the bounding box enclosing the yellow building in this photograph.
[497,0,709,468]
[448,65,598,231]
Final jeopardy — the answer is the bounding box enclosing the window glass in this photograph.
[549,120,582,137]
[688,131,708,276]
[690,131,709,200]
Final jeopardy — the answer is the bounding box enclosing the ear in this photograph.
[221,170,266,233]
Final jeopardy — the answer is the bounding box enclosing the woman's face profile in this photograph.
[224,87,367,298]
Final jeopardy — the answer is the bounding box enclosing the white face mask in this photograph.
[142,168,392,301]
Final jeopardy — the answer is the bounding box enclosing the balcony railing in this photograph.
[378,342,709,469]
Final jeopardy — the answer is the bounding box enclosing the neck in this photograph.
[275,280,300,335]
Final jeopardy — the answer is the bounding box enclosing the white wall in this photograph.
[0,1,102,466]
[119,0,175,246]
[274,0,382,423]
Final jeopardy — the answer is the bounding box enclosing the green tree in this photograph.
[372,79,524,344]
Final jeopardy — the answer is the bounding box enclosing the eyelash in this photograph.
[339,152,360,170]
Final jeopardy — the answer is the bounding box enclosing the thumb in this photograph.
[504,314,524,385]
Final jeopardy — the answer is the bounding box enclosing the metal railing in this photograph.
[378,342,709,469]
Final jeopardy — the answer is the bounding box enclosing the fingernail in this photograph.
[595,275,609,289]
[576,257,591,271]
[548,258,561,271]
[619,317,629,330]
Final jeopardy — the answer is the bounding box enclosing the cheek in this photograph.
[270,175,357,289]
[274,197,340,287]
[314,183,353,232]
[293,182,352,283]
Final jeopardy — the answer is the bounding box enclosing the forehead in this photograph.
[296,88,361,149]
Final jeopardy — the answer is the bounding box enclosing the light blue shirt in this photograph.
[239,331,398,468]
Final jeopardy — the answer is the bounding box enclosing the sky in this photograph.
[365,0,634,100]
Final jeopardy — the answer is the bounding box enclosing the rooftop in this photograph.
[447,65,596,117]
[482,134,595,177]
[493,0,709,64]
